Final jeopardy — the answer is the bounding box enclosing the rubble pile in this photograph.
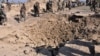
[0,13,99,56]
[2,14,100,47]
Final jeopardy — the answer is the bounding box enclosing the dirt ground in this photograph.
[0,1,100,56]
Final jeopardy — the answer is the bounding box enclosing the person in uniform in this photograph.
[62,0,66,11]
[6,0,11,11]
[68,1,72,10]
[0,4,7,25]
[57,0,62,11]
[20,3,26,21]
[34,2,40,17]
[86,0,89,6]
[46,0,53,12]
[90,0,97,11]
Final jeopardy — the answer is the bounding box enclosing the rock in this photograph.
[91,34,99,40]
[23,50,29,54]
[21,47,37,56]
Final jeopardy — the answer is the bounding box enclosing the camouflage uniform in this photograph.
[8,3,11,11]
[0,5,7,25]
[20,4,26,21]
[86,0,89,6]
[46,1,53,12]
[6,0,11,11]
[92,0,97,11]
[90,0,97,11]
[68,1,72,10]
[57,0,62,11]
[34,2,40,17]
[62,0,66,11]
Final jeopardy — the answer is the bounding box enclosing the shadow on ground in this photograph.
[33,40,97,56]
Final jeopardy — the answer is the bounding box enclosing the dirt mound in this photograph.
[0,13,99,56]
[1,14,100,48]
[1,14,70,47]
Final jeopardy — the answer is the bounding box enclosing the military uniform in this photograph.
[20,4,26,21]
[6,0,11,11]
[86,0,90,6]
[62,0,66,11]
[57,0,62,11]
[90,0,97,11]
[0,6,7,25]
[68,1,72,10]
[34,2,40,17]
[46,1,53,12]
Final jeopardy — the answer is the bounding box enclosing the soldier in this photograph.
[20,3,26,21]
[62,0,66,11]
[34,2,40,17]
[57,0,62,11]
[86,0,89,6]
[6,0,11,11]
[68,1,72,10]
[90,0,97,11]
[46,1,53,12]
[0,5,7,25]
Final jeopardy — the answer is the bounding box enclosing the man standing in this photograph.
[68,1,72,10]
[91,0,97,11]
[46,0,53,12]
[20,3,26,21]
[0,4,7,25]
[57,0,62,11]
[34,2,40,17]
[86,0,89,6]
[6,0,11,11]
[62,0,66,11]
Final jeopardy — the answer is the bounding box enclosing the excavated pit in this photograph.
[1,14,100,48]
[0,13,99,56]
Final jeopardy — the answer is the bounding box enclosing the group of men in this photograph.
[33,0,74,17]
[0,2,26,24]
[86,0,98,12]
[57,0,73,11]
[0,0,99,25]
[0,0,83,25]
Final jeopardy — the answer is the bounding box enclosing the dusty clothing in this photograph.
[20,4,26,21]
[34,2,40,17]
